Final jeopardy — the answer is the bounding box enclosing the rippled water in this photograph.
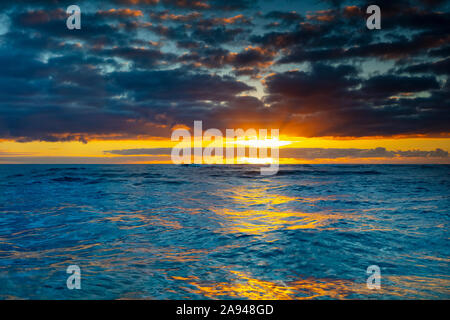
[0,164,449,299]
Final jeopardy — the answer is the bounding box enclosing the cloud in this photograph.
[161,0,254,11]
[361,75,440,97]
[99,46,176,68]
[0,0,448,143]
[104,147,449,159]
[105,148,172,155]
[280,147,449,159]
[264,10,303,26]
[97,8,144,18]
[402,58,450,75]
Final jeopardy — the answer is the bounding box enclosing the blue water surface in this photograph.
[0,164,448,299]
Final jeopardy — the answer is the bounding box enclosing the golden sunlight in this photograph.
[234,138,292,148]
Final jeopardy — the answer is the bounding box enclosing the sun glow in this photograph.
[0,136,449,164]
[235,138,292,149]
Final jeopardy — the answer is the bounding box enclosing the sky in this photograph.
[0,0,449,164]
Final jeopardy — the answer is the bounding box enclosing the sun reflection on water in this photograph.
[173,269,370,299]
[211,186,350,236]
[211,207,345,235]
[172,270,450,300]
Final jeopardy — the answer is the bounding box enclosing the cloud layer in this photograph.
[105,147,449,159]
[0,0,448,142]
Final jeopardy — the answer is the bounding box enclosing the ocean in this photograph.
[0,164,448,299]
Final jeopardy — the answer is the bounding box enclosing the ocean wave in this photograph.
[0,164,448,299]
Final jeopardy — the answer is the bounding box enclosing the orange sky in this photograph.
[1,135,449,164]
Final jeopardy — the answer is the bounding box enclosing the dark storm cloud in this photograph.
[264,10,303,26]
[0,0,448,142]
[263,64,360,113]
[96,8,144,18]
[0,53,254,141]
[429,45,450,57]
[190,25,246,45]
[402,58,450,75]
[279,28,449,63]
[361,75,440,96]
[99,46,177,68]
[261,61,449,137]
[177,46,274,72]
[161,0,254,11]
[10,8,133,48]
[177,46,231,68]
[111,68,254,102]
[149,10,203,23]
[250,23,333,50]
